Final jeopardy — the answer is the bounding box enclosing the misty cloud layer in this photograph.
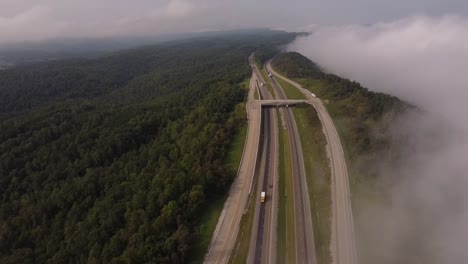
[1,0,468,45]
[289,15,468,263]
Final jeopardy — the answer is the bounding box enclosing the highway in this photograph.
[206,54,355,264]
[267,62,358,264]
[267,64,317,264]
[247,57,279,264]
[204,55,263,264]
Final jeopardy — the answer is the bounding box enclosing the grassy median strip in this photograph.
[256,67,277,99]
[259,67,271,82]
[293,106,332,264]
[265,83,277,99]
[229,177,258,264]
[276,77,307,100]
[277,110,296,264]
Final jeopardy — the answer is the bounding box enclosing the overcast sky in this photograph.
[0,0,467,45]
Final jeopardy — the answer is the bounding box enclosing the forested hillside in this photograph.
[272,52,410,156]
[0,31,297,263]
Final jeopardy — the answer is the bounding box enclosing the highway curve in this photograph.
[267,62,358,264]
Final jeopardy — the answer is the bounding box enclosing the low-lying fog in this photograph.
[289,15,468,263]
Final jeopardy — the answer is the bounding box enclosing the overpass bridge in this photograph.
[256,99,311,107]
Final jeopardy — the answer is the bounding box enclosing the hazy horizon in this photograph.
[1,0,467,46]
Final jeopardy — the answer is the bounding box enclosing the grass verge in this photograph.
[187,118,247,264]
[276,78,307,100]
[259,66,271,82]
[188,79,250,263]
[240,78,251,90]
[229,178,258,264]
[187,121,247,263]
[225,124,248,173]
[277,110,296,264]
[229,136,261,264]
[265,83,277,99]
[188,194,228,264]
[293,106,332,264]
[258,68,277,99]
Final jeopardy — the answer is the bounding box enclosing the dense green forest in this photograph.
[272,52,410,157]
[0,30,297,263]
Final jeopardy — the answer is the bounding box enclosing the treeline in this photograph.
[253,32,300,68]
[0,30,297,115]
[0,31,297,263]
[271,52,322,78]
[272,52,410,157]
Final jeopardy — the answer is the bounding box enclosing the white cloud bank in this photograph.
[289,15,468,123]
[289,15,468,263]
[2,0,467,46]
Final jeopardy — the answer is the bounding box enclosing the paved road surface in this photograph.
[267,62,358,264]
[204,55,263,264]
[267,64,317,264]
[247,58,279,264]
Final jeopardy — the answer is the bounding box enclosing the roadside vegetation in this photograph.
[265,83,277,99]
[254,87,260,100]
[229,176,258,264]
[254,47,280,69]
[258,67,270,82]
[255,66,277,99]
[293,107,332,264]
[189,108,248,263]
[275,77,307,100]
